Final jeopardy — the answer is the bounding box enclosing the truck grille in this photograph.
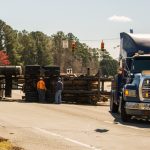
[142,79,150,99]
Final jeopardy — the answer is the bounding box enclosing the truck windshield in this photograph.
[132,57,150,73]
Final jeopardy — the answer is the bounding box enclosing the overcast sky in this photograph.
[0,0,150,59]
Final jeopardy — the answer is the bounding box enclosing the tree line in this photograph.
[0,19,118,76]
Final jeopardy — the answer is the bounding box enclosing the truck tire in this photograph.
[110,91,118,113]
[120,97,130,122]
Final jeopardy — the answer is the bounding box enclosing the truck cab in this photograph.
[110,32,150,122]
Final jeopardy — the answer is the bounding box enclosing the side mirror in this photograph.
[130,73,134,78]
[127,73,134,83]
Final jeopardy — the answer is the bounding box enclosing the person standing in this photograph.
[37,77,46,103]
[55,77,63,104]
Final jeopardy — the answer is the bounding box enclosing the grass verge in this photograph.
[0,137,23,150]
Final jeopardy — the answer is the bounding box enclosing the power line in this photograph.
[80,38,119,42]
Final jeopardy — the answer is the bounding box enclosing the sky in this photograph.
[0,0,150,59]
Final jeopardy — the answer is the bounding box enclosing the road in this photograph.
[0,92,150,150]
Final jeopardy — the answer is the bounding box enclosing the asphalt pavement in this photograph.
[0,91,150,150]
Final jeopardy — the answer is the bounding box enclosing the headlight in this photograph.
[124,89,136,97]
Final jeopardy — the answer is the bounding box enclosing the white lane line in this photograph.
[34,127,101,150]
[104,121,145,131]
[117,123,145,131]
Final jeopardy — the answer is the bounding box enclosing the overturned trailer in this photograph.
[0,65,60,102]
[62,75,111,105]
[24,65,60,103]
[0,66,22,98]
[0,65,111,104]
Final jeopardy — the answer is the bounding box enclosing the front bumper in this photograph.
[125,102,150,117]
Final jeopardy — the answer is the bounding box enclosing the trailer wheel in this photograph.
[110,91,118,113]
[89,99,97,105]
[91,100,97,105]
[120,97,130,122]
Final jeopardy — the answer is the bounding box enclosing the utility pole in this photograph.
[98,40,105,100]
[98,68,101,101]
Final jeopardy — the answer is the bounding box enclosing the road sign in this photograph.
[62,40,69,48]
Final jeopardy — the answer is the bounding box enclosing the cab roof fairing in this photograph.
[120,32,150,57]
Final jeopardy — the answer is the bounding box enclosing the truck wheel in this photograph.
[120,98,130,122]
[110,92,118,113]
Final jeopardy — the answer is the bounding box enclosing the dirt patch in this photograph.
[12,146,23,150]
[0,136,8,142]
[0,137,23,150]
